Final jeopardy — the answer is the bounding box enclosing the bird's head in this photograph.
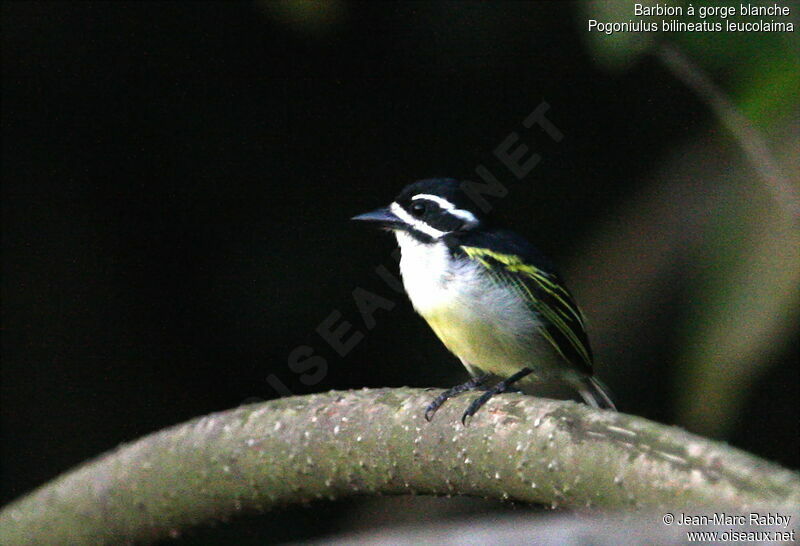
[352,178,484,243]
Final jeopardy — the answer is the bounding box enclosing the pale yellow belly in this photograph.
[423,306,559,382]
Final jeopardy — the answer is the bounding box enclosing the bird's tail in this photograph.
[575,375,617,411]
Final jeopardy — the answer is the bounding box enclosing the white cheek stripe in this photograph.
[390,202,446,239]
[412,193,478,226]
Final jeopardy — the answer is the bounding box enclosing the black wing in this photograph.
[449,229,594,375]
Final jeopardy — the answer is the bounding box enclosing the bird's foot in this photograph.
[424,375,488,421]
[461,367,534,425]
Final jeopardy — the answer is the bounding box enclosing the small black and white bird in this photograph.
[353,178,616,423]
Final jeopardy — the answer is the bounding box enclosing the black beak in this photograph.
[351,206,402,228]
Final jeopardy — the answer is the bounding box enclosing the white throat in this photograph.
[394,231,454,315]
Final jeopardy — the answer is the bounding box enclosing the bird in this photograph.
[352,178,616,423]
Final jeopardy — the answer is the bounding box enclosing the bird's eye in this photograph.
[410,202,426,218]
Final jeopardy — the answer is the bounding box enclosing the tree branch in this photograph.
[656,42,800,219]
[1,388,798,544]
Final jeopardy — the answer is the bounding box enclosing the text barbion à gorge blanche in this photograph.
[588,3,794,35]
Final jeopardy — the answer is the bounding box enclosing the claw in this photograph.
[424,404,438,422]
[459,368,534,425]
[461,390,494,425]
[423,375,488,422]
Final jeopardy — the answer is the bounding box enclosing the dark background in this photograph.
[2,1,798,542]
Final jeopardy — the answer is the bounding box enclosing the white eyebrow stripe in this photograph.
[390,202,446,239]
[411,194,478,226]
[412,194,456,209]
